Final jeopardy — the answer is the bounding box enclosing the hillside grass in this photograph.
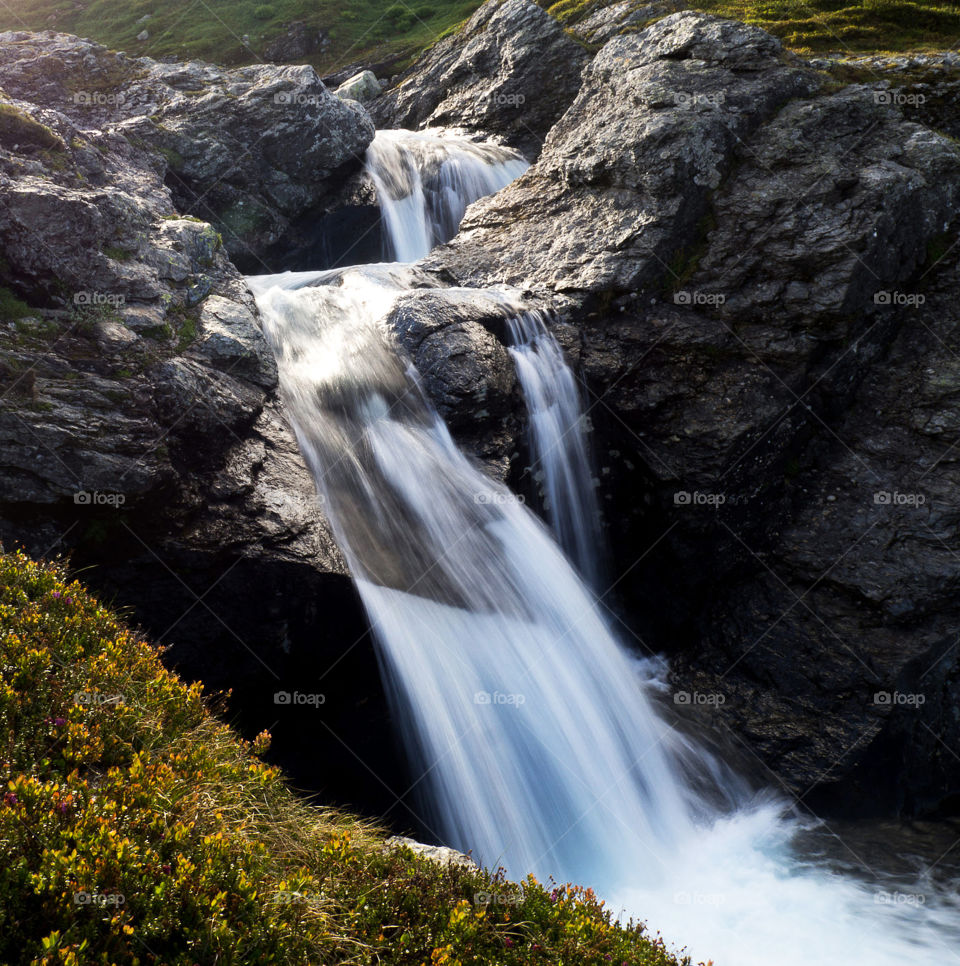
[0,0,479,72]
[546,0,960,54]
[1,0,959,68]
[0,548,692,966]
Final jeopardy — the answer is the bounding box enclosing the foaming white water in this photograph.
[617,803,960,966]
[365,129,528,262]
[251,132,960,966]
[508,312,603,585]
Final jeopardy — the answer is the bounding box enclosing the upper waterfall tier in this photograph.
[364,129,528,263]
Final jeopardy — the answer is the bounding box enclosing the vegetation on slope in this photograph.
[0,549,691,966]
[545,0,960,55]
[1,0,959,70]
[0,0,479,72]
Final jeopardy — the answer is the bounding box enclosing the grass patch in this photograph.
[0,0,483,74]
[546,0,960,52]
[0,550,693,966]
[0,287,31,322]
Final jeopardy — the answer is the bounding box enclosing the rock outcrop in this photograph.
[0,31,375,269]
[0,34,392,816]
[370,0,590,160]
[425,13,822,294]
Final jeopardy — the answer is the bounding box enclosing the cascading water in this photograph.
[250,130,960,965]
[364,129,528,262]
[508,312,604,586]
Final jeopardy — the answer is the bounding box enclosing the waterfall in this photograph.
[364,129,528,262]
[508,312,603,586]
[250,131,960,966]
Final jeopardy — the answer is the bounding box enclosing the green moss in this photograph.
[0,102,63,152]
[102,244,136,262]
[0,286,30,322]
[547,0,602,25]
[175,310,200,352]
[0,549,693,966]
[158,145,185,172]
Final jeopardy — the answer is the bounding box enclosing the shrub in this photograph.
[0,551,693,966]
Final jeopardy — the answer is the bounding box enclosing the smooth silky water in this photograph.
[249,128,960,965]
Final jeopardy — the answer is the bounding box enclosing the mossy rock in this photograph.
[0,102,64,153]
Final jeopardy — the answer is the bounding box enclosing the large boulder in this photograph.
[425,12,820,294]
[370,0,590,160]
[0,31,375,269]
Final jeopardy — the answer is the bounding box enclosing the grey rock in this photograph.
[425,12,820,295]
[0,67,345,615]
[370,0,590,160]
[0,32,376,266]
[335,70,382,103]
[386,835,478,869]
